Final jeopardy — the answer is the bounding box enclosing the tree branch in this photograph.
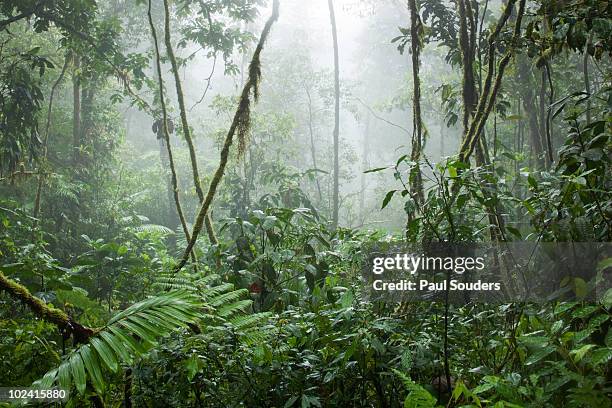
[174,0,280,273]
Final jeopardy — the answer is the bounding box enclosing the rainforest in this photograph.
[0,0,611,406]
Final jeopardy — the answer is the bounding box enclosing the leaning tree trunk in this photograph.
[328,0,340,229]
[162,0,218,246]
[453,0,526,244]
[459,0,525,165]
[147,0,197,264]
[174,0,280,273]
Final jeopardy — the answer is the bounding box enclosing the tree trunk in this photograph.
[147,0,197,265]
[408,0,424,210]
[458,0,520,163]
[305,86,323,202]
[33,56,70,225]
[174,0,280,273]
[359,113,370,224]
[583,35,592,125]
[458,0,478,132]
[158,135,178,227]
[72,54,81,165]
[162,0,218,245]
[0,271,94,344]
[328,0,340,229]
[518,64,544,169]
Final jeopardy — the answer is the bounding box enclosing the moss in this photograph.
[0,271,95,343]
[0,270,70,327]
[174,0,280,273]
[161,0,218,246]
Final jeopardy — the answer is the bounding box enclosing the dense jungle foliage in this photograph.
[0,0,611,406]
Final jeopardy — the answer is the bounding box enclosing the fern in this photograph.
[153,272,197,292]
[392,369,439,408]
[133,224,174,235]
[209,288,249,307]
[229,313,271,331]
[33,291,201,395]
[218,299,252,317]
[201,282,235,299]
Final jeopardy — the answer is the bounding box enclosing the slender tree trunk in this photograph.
[455,0,526,244]
[158,135,178,227]
[407,0,424,212]
[458,0,478,132]
[33,55,70,226]
[72,54,81,165]
[583,35,592,125]
[359,113,370,224]
[305,86,322,202]
[544,61,554,164]
[328,0,340,229]
[518,63,544,169]
[147,0,197,265]
[539,68,551,168]
[459,0,524,164]
[162,0,218,245]
[174,0,280,273]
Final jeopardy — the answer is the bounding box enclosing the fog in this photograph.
[122,0,460,231]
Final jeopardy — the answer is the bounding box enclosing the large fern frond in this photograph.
[153,271,197,292]
[33,291,201,395]
[132,224,174,235]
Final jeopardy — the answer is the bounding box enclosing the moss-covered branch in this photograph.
[0,270,94,343]
[458,0,525,163]
[174,0,280,273]
[162,0,218,246]
[147,0,197,265]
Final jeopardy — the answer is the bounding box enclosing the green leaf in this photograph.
[381,190,397,209]
[364,167,388,174]
[90,337,119,372]
[185,355,201,381]
[589,347,612,366]
[69,353,86,395]
[392,370,437,408]
[573,277,587,299]
[57,360,72,392]
[571,344,596,362]
[526,346,556,365]
[33,291,203,396]
[80,345,105,393]
[99,331,133,365]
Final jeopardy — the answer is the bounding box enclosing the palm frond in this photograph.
[33,291,201,395]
